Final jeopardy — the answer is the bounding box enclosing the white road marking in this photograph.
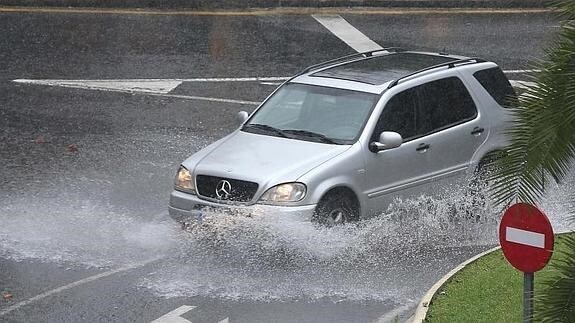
[151,305,196,323]
[12,71,534,107]
[144,92,260,105]
[312,15,384,53]
[14,77,289,84]
[174,76,288,82]
[506,227,546,248]
[13,78,261,105]
[503,69,541,74]
[510,80,537,89]
[0,257,161,317]
[13,79,182,94]
[151,306,230,323]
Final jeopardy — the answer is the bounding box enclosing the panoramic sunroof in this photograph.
[311,53,459,85]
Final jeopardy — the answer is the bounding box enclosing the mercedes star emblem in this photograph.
[215,180,232,199]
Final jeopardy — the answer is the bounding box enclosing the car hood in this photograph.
[191,130,350,186]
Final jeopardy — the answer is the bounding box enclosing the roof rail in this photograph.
[298,48,403,75]
[387,57,486,89]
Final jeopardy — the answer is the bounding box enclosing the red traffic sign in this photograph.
[499,203,554,273]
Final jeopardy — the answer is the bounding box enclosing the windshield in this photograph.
[243,83,378,144]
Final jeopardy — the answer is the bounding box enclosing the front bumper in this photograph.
[168,190,316,223]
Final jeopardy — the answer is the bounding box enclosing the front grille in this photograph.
[196,175,259,202]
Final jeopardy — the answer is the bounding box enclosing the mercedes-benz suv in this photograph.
[169,49,515,226]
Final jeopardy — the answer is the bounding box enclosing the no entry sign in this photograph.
[499,203,554,273]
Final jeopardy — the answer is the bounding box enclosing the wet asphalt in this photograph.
[0,8,562,323]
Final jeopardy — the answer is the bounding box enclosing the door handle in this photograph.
[471,127,485,136]
[416,143,430,153]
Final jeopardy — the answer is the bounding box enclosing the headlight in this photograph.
[174,166,196,194]
[259,183,306,203]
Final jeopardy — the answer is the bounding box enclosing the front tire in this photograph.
[312,191,359,226]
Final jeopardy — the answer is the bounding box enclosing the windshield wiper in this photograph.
[283,129,338,144]
[242,123,287,138]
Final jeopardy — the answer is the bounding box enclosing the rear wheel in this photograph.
[313,190,359,226]
[466,151,506,221]
[471,150,506,193]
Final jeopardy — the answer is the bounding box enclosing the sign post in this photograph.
[524,272,534,322]
[499,203,554,323]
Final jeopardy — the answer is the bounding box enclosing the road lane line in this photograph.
[146,92,260,105]
[312,15,384,53]
[14,77,289,84]
[0,257,161,317]
[503,69,541,74]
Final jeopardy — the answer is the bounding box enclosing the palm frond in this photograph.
[487,3,575,322]
[535,235,575,322]
[488,7,575,206]
[553,0,575,20]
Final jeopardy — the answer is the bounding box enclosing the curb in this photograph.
[410,246,501,322]
[0,0,553,9]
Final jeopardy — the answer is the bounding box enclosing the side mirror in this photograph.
[237,111,249,125]
[369,131,403,152]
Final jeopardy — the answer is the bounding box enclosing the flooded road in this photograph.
[0,7,571,322]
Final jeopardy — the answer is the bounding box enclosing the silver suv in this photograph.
[169,49,515,226]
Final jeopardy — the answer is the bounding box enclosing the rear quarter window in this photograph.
[417,77,478,136]
[473,67,517,107]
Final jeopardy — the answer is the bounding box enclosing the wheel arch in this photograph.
[476,149,508,173]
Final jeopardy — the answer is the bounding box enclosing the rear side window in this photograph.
[417,77,478,136]
[473,67,517,107]
[374,77,477,142]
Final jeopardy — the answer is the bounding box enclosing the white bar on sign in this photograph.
[506,227,545,249]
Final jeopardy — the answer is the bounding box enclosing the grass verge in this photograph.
[425,233,574,322]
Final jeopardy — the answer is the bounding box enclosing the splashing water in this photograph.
[0,193,179,267]
[141,181,504,302]
[0,173,572,303]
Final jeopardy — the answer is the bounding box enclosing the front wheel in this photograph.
[312,191,359,226]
